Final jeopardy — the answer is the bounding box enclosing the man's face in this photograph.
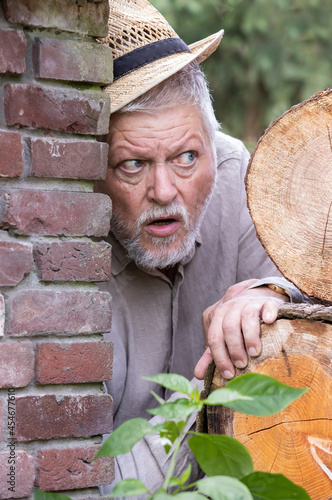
[102,103,216,269]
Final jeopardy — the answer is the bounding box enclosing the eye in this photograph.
[119,159,145,173]
[173,151,196,167]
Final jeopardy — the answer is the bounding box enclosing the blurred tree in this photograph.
[151,0,332,149]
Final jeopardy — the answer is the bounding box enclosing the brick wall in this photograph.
[0,0,114,497]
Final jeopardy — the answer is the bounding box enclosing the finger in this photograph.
[222,307,248,369]
[206,312,237,379]
[241,302,262,358]
[261,298,283,324]
[194,348,213,380]
[222,279,259,303]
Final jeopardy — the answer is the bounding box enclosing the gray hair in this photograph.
[116,62,220,148]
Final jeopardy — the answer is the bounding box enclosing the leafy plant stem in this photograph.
[162,415,190,491]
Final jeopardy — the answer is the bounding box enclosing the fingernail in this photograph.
[222,370,234,379]
[234,360,247,369]
[248,347,258,357]
[265,312,273,321]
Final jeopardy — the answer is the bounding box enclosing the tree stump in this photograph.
[245,88,332,304]
[205,304,332,500]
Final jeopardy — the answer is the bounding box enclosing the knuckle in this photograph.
[241,305,259,320]
[228,344,244,356]
[207,332,221,349]
[222,316,238,332]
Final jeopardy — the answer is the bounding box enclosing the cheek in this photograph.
[108,178,145,219]
[193,165,216,203]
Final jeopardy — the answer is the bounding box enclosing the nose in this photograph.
[146,163,178,205]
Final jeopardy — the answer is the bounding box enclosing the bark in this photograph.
[205,307,332,500]
[245,88,332,304]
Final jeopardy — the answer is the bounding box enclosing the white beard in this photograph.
[110,177,216,270]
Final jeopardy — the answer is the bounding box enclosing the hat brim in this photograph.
[104,29,224,113]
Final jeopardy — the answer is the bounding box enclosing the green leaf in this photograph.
[109,479,149,497]
[196,476,253,500]
[94,418,154,459]
[143,373,192,395]
[180,463,192,484]
[153,492,173,500]
[159,420,182,452]
[147,398,198,419]
[172,493,204,499]
[241,472,311,499]
[160,420,181,443]
[191,385,201,402]
[168,476,181,487]
[34,490,71,500]
[205,373,308,416]
[189,434,253,478]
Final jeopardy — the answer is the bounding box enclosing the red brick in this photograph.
[7,289,112,336]
[3,0,109,37]
[0,189,111,236]
[37,445,114,491]
[0,343,34,388]
[34,241,111,282]
[0,401,3,440]
[0,29,26,74]
[35,341,113,384]
[15,395,112,441]
[4,84,110,135]
[0,240,33,286]
[0,294,5,338]
[33,37,113,83]
[0,450,35,498]
[0,130,24,178]
[28,137,108,180]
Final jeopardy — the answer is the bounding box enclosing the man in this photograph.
[97,0,305,493]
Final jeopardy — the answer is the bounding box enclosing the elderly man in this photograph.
[97,0,305,493]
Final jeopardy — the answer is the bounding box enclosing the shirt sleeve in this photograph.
[99,379,205,498]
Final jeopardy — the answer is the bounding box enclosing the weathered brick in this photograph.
[0,130,24,178]
[4,84,110,135]
[37,445,114,491]
[0,343,34,388]
[33,37,113,83]
[15,395,113,441]
[3,0,109,37]
[0,450,35,498]
[34,241,111,282]
[0,294,4,337]
[0,240,33,286]
[35,341,113,384]
[0,29,26,74]
[0,189,112,236]
[28,137,108,180]
[0,401,3,440]
[7,289,112,336]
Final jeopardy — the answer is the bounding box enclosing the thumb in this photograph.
[194,348,213,380]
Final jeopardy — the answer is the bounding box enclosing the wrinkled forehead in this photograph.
[107,103,214,150]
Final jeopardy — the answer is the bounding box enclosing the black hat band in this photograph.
[112,37,191,80]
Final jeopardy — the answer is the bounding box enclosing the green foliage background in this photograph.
[150,0,332,150]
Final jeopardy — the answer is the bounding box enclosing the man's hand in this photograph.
[194,280,289,380]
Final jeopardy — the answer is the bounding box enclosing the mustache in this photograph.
[136,203,190,230]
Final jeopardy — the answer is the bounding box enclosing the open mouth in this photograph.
[148,218,177,226]
[144,216,181,237]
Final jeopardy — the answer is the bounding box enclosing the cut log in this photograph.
[246,88,332,304]
[205,306,332,500]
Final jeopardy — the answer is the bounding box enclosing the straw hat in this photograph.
[98,0,224,113]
